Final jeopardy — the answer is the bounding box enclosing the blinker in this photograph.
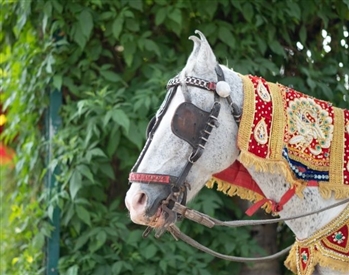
[171,102,211,149]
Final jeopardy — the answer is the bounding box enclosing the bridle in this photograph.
[128,65,349,262]
[129,65,241,234]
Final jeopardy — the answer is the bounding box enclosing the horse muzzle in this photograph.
[125,183,175,226]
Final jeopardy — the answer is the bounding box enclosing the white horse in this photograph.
[125,31,349,275]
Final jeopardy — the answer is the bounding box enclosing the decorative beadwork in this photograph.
[167,75,216,91]
[332,231,346,244]
[301,250,308,264]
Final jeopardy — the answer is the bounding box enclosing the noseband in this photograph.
[128,65,241,236]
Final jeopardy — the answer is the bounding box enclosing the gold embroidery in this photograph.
[329,108,345,189]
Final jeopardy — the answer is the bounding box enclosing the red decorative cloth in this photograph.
[206,74,349,275]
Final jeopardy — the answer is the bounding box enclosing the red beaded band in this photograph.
[129,172,171,184]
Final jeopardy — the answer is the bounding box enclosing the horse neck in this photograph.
[246,167,348,240]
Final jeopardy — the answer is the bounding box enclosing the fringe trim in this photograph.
[284,244,300,275]
[284,243,349,275]
[315,253,349,273]
[238,151,307,198]
[239,151,349,200]
[206,177,272,213]
[318,183,349,199]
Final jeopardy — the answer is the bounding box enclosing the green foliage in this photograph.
[0,1,53,274]
[1,0,348,275]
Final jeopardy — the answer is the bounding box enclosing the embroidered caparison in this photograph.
[237,74,349,197]
[284,204,349,275]
[206,74,349,211]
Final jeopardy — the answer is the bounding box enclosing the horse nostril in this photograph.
[137,192,147,206]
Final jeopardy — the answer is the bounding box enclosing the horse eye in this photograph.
[145,116,156,138]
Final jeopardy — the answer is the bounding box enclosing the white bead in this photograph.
[216,81,231,98]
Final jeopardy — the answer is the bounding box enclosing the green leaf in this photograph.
[127,230,142,245]
[125,18,139,32]
[96,230,107,247]
[53,74,62,90]
[100,11,114,20]
[32,232,45,250]
[344,0,349,8]
[70,170,82,199]
[129,0,143,11]
[242,3,253,22]
[122,40,136,66]
[286,1,301,20]
[111,109,130,132]
[142,244,157,259]
[73,23,87,49]
[255,36,267,55]
[299,25,307,45]
[144,39,161,56]
[159,260,167,273]
[100,70,122,82]
[168,8,182,26]
[112,262,123,274]
[66,265,79,275]
[52,1,63,13]
[155,7,167,25]
[77,164,94,183]
[79,9,94,38]
[218,26,235,48]
[99,163,115,180]
[112,16,124,39]
[269,40,285,56]
[86,148,107,162]
[75,205,91,226]
[106,128,120,158]
[42,2,52,32]
[103,109,113,127]
[126,121,143,149]
[74,232,90,251]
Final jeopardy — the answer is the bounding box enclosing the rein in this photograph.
[164,198,349,263]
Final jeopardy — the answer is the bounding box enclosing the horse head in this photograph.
[125,30,243,230]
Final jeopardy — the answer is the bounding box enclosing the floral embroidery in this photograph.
[332,231,346,244]
[287,97,333,156]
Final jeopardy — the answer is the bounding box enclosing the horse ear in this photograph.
[183,30,217,77]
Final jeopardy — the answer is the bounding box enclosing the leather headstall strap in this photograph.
[129,65,227,237]
[129,64,226,189]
